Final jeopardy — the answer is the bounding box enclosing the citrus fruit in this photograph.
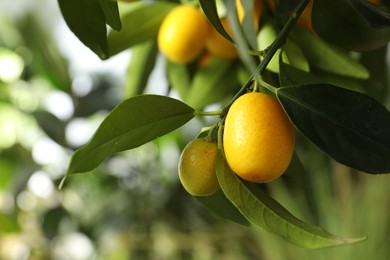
[178,139,219,196]
[158,5,210,64]
[223,92,295,183]
[205,18,238,59]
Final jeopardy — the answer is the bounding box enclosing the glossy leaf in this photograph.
[276,84,390,174]
[65,95,194,177]
[312,0,390,51]
[107,1,176,57]
[124,40,158,98]
[97,0,122,31]
[290,27,369,79]
[58,0,108,59]
[216,150,365,248]
[196,189,250,226]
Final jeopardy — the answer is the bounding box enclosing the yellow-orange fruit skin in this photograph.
[158,5,210,64]
[205,18,238,59]
[223,93,295,183]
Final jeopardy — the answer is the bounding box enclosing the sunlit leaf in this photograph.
[312,0,390,51]
[107,1,176,57]
[64,95,194,178]
[276,84,390,174]
[58,0,108,59]
[124,40,158,98]
[216,150,366,248]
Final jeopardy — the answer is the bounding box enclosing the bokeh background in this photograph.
[0,0,389,259]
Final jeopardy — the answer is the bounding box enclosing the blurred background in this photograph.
[0,0,389,259]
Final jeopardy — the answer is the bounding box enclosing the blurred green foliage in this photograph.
[0,1,389,259]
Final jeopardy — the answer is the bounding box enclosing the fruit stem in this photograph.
[195,109,224,116]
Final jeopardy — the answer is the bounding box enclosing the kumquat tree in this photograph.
[1,0,390,258]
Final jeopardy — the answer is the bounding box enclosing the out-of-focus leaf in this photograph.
[64,95,194,179]
[19,15,71,92]
[58,0,108,59]
[97,0,122,31]
[216,150,365,248]
[167,62,191,100]
[125,40,158,98]
[360,46,389,103]
[290,27,369,79]
[185,58,238,109]
[32,111,67,146]
[312,0,390,52]
[196,189,250,226]
[279,62,320,86]
[258,24,309,73]
[107,1,176,57]
[348,0,390,28]
[276,84,390,174]
[280,62,364,93]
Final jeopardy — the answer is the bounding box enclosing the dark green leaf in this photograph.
[279,62,320,87]
[216,150,366,248]
[65,95,194,177]
[124,40,158,98]
[276,84,390,174]
[185,58,238,109]
[107,1,176,57]
[58,0,108,59]
[312,0,390,51]
[348,0,390,27]
[199,0,233,42]
[196,189,250,226]
[97,0,122,31]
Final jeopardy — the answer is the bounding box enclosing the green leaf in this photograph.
[166,62,191,100]
[124,40,158,98]
[290,27,369,79]
[64,95,194,177]
[58,0,108,59]
[107,1,176,57]
[276,84,390,174]
[199,0,233,42]
[97,0,122,31]
[312,0,390,52]
[216,150,366,248]
[279,62,364,93]
[196,189,250,226]
[185,58,238,109]
[348,0,390,28]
